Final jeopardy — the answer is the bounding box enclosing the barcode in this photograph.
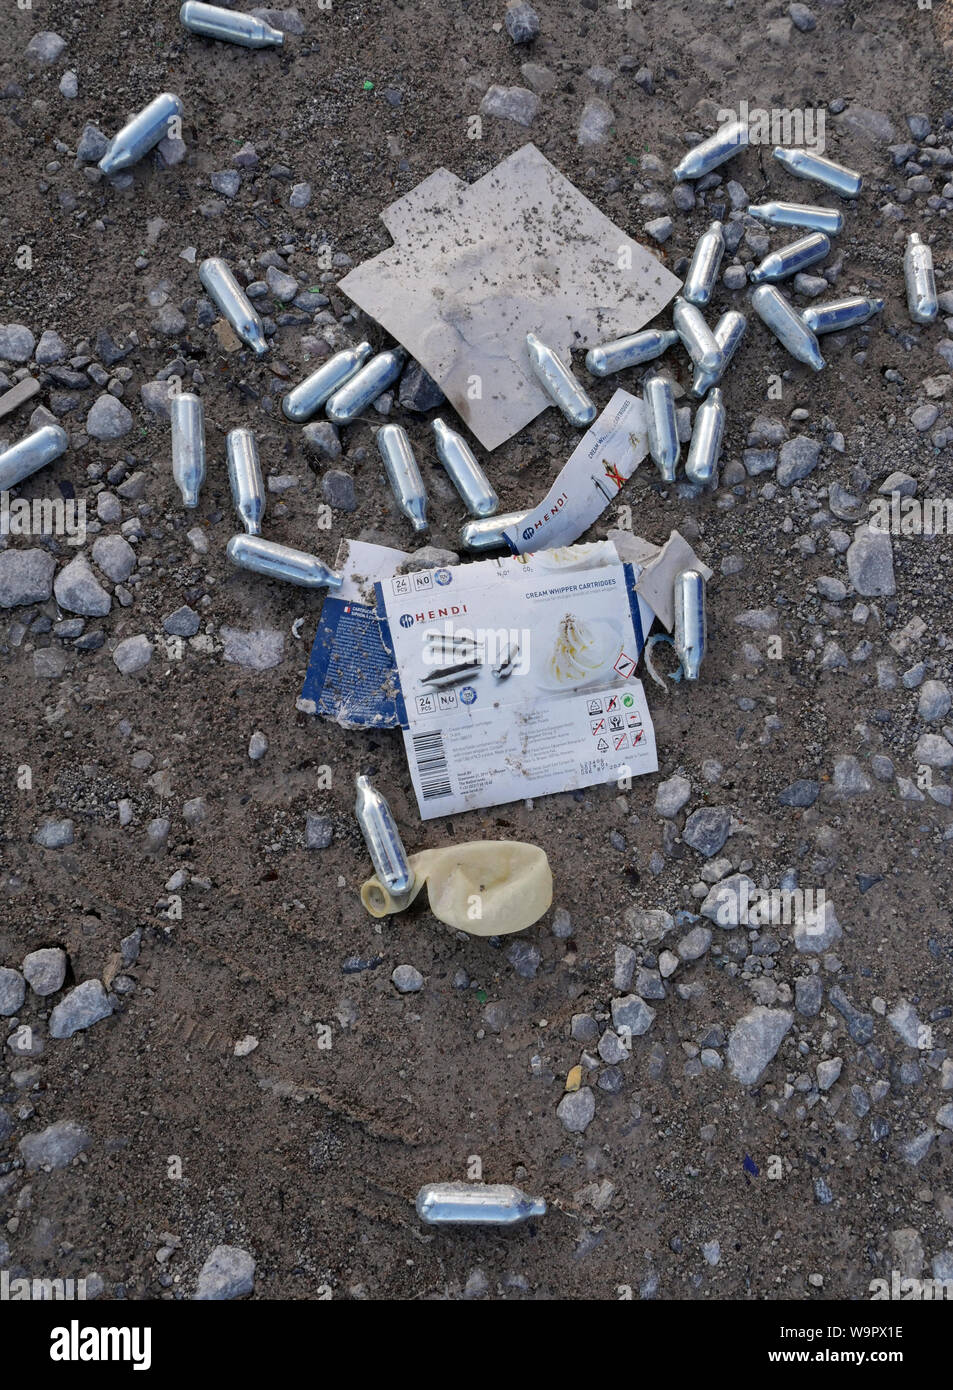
[412,729,452,800]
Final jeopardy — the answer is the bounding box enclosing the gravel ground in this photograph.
[1,0,953,1302]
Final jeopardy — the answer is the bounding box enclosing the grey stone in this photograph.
[480,85,539,127]
[194,1245,256,1300]
[25,31,67,64]
[654,774,691,817]
[578,98,614,147]
[0,324,36,363]
[49,979,113,1038]
[35,330,68,365]
[598,1029,628,1064]
[727,1006,793,1084]
[85,393,133,440]
[289,182,312,208]
[914,733,953,768]
[154,304,186,337]
[779,778,819,807]
[795,975,823,1016]
[221,626,284,670]
[507,940,541,978]
[248,731,268,760]
[398,360,445,412]
[829,985,874,1044]
[645,216,673,243]
[793,897,842,952]
[302,420,341,460]
[682,805,731,857]
[19,1119,90,1170]
[611,994,656,1035]
[22,947,67,997]
[211,170,241,198]
[571,1013,599,1042]
[627,907,674,942]
[0,549,56,607]
[777,435,821,486]
[919,680,951,722]
[250,6,304,33]
[266,264,299,301]
[836,106,897,145]
[846,525,895,596]
[140,379,175,418]
[92,533,136,582]
[832,754,873,794]
[677,926,712,960]
[887,999,923,1048]
[504,1,540,42]
[163,605,200,637]
[322,470,356,511]
[59,70,78,98]
[33,818,74,849]
[183,797,208,826]
[304,814,333,849]
[0,967,26,1015]
[613,944,637,991]
[112,634,153,675]
[556,1086,595,1133]
[392,964,423,993]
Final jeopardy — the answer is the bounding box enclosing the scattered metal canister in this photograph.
[801,296,885,336]
[683,221,725,306]
[432,418,498,517]
[685,387,725,488]
[355,774,415,902]
[98,93,184,176]
[750,284,825,372]
[691,310,747,398]
[674,570,706,682]
[179,1,285,46]
[226,427,265,535]
[377,424,428,533]
[643,372,680,483]
[199,257,268,356]
[0,424,68,491]
[281,343,373,422]
[749,231,831,284]
[672,297,722,375]
[904,233,938,325]
[525,332,596,426]
[461,510,529,552]
[415,1182,546,1227]
[226,534,342,590]
[673,120,750,182]
[170,392,205,508]
[585,328,679,377]
[325,348,406,424]
[747,200,843,236]
[772,146,862,198]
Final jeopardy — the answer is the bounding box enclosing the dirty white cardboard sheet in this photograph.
[338,144,681,450]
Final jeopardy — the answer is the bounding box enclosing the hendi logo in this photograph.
[522,526,535,541]
[399,614,415,628]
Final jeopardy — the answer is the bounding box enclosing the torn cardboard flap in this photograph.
[338,144,681,451]
[610,528,713,632]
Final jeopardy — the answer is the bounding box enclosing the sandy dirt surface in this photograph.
[1,0,952,1302]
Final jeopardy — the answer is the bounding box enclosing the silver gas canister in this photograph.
[170,392,205,508]
[683,221,725,306]
[325,348,406,424]
[685,388,725,488]
[99,93,184,176]
[415,1182,546,1226]
[749,231,830,284]
[673,120,749,182]
[525,332,596,426]
[772,146,862,198]
[674,569,706,681]
[690,310,747,398]
[643,372,680,483]
[377,424,428,533]
[226,535,342,590]
[585,328,679,377]
[180,1,285,46]
[226,428,265,535]
[199,257,268,356]
[747,201,843,235]
[801,296,884,336]
[354,774,415,902]
[750,285,825,371]
[672,297,722,375]
[904,233,938,325]
[432,417,497,517]
[0,424,68,490]
[281,343,373,421]
[461,510,530,552]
